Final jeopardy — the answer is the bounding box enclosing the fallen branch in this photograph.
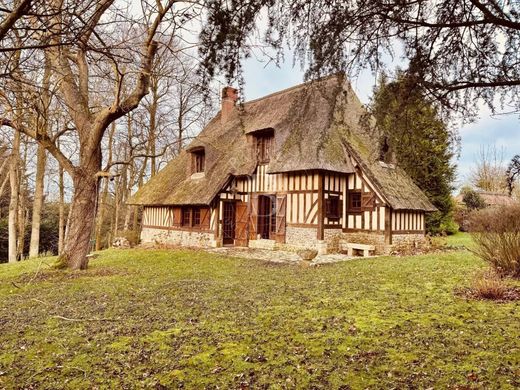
[52,315,120,322]
[26,258,49,286]
[11,281,21,289]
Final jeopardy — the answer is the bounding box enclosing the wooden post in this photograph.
[214,200,220,239]
[317,171,324,240]
[384,207,392,245]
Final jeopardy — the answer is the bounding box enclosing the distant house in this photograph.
[455,191,516,208]
[128,75,435,254]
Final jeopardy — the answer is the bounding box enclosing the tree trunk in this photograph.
[8,130,20,263]
[95,177,109,251]
[94,123,115,251]
[58,168,99,270]
[149,79,158,176]
[29,145,46,257]
[58,163,65,255]
[29,55,51,258]
[58,142,101,270]
[16,137,29,258]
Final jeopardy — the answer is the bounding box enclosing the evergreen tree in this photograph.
[370,73,458,234]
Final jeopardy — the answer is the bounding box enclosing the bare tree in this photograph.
[470,145,508,193]
[0,0,179,269]
[0,0,33,43]
[28,55,51,258]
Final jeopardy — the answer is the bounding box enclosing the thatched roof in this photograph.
[129,74,435,211]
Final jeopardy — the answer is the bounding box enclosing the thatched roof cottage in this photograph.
[129,74,435,254]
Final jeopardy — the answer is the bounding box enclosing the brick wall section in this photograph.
[141,227,215,248]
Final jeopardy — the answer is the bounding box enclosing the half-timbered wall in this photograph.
[219,165,425,233]
[142,206,214,232]
[142,163,425,251]
[343,171,386,232]
[220,165,320,226]
[391,210,424,232]
[142,206,173,228]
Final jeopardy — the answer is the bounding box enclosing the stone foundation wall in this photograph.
[323,230,426,255]
[392,233,426,247]
[141,227,216,248]
[281,226,319,250]
[323,230,387,254]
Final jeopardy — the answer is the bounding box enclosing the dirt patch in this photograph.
[455,286,520,302]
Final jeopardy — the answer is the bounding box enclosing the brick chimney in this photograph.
[221,86,238,123]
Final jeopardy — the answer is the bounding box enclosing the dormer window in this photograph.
[254,129,274,163]
[192,148,205,173]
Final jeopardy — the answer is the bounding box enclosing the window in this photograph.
[348,191,362,212]
[182,207,191,226]
[180,206,209,229]
[192,207,201,226]
[193,149,205,173]
[255,131,274,163]
[326,195,341,220]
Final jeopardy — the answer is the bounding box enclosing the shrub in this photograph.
[461,187,486,210]
[470,271,509,300]
[468,204,520,278]
[459,270,520,301]
[439,218,459,235]
[453,203,470,232]
[426,211,459,236]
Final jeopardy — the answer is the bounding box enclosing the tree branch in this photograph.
[0,117,76,175]
[0,0,32,42]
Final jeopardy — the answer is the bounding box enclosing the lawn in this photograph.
[445,231,475,249]
[0,248,518,389]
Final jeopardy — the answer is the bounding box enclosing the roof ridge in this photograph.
[242,73,343,106]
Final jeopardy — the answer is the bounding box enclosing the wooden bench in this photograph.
[341,243,375,257]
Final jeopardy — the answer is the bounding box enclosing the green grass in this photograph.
[0,249,518,389]
[445,231,474,249]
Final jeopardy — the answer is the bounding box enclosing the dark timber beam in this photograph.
[317,172,324,240]
[384,207,392,245]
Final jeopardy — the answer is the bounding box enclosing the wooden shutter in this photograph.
[361,192,376,210]
[235,201,249,246]
[172,207,182,227]
[275,194,287,243]
[200,207,210,230]
[249,194,258,239]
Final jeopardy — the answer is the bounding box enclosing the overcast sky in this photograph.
[240,53,519,192]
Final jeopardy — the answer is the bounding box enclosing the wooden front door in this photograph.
[235,201,249,247]
[222,202,236,245]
